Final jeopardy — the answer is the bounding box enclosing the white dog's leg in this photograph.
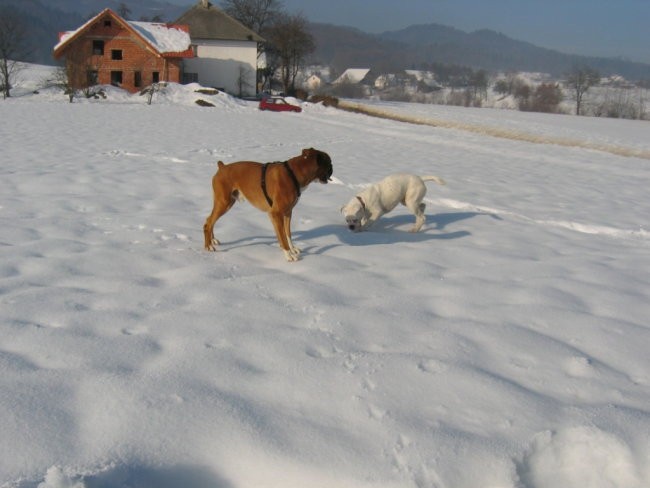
[404,179,428,232]
[362,213,378,231]
[408,202,426,232]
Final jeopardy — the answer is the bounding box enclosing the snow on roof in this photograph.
[54,9,191,55]
[334,68,370,84]
[129,22,191,54]
[55,14,97,50]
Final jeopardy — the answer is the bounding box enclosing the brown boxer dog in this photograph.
[203,148,333,261]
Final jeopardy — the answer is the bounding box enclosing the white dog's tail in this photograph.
[421,175,446,186]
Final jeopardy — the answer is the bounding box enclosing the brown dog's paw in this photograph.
[284,249,301,262]
[205,238,220,251]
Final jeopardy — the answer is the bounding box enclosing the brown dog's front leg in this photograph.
[269,212,299,261]
[283,212,301,257]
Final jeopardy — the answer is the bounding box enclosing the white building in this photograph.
[304,74,325,91]
[175,0,264,96]
[333,68,370,85]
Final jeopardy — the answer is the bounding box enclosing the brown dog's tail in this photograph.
[421,175,446,186]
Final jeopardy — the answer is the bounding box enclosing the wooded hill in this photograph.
[309,22,650,81]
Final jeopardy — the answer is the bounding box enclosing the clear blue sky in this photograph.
[177,0,650,64]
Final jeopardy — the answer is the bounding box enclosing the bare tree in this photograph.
[258,64,277,93]
[265,13,314,94]
[593,86,641,120]
[513,78,532,109]
[565,66,600,115]
[53,64,77,103]
[0,7,29,99]
[142,83,165,105]
[117,3,132,20]
[493,79,510,96]
[220,0,283,36]
[519,83,563,113]
[467,69,488,104]
[220,0,284,92]
[56,56,86,102]
[139,14,164,22]
[236,64,254,97]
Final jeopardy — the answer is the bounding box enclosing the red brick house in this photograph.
[53,9,193,93]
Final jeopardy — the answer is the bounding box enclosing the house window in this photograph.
[92,40,104,55]
[152,72,160,83]
[87,70,98,86]
[183,72,198,84]
[134,71,142,88]
[111,50,123,60]
[110,71,123,87]
[104,20,112,27]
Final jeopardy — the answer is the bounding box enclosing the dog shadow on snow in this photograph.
[297,211,500,253]
[216,211,498,255]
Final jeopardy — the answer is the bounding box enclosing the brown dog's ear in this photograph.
[302,147,316,159]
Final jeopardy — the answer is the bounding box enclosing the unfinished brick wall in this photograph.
[57,14,183,93]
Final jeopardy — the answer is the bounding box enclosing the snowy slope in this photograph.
[1,65,649,488]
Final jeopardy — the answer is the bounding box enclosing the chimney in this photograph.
[201,0,210,7]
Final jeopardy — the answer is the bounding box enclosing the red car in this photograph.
[259,97,302,112]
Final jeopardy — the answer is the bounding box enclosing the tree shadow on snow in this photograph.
[83,463,234,488]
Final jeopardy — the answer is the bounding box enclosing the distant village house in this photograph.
[333,68,371,85]
[304,74,324,92]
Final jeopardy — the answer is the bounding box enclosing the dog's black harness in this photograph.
[261,161,301,207]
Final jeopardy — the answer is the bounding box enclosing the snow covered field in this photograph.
[1,65,649,488]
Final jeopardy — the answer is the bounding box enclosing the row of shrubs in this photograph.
[308,78,647,120]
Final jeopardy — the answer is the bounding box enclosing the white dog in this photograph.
[341,173,446,232]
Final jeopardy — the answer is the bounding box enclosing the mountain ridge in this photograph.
[311,22,650,80]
